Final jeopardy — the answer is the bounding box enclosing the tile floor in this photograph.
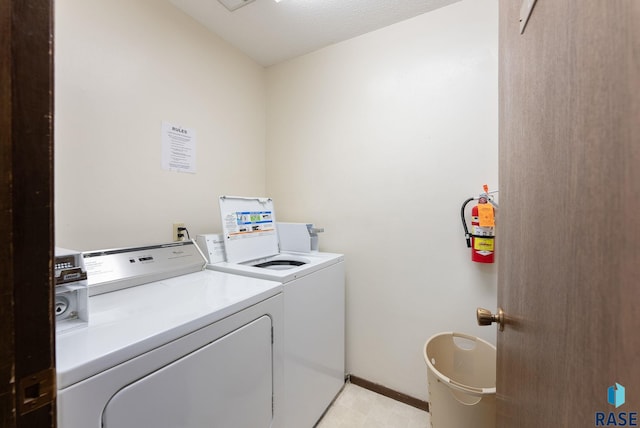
[315,382,430,428]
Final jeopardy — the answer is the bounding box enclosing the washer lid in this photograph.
[219,196,279,263]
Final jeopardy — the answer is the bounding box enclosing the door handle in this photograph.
[477,307,505,331]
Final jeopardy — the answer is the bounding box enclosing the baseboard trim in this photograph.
[348,375,429,412]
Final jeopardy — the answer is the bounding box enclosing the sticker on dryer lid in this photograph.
[224,211,275,240]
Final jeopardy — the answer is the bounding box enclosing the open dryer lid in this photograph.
[219,196,279,264]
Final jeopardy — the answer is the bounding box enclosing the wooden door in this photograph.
[497,0,640,426]
[0,1,56,427]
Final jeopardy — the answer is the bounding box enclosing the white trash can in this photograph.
[423,332,496,428]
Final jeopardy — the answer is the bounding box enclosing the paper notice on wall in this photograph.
[161,121,196,173]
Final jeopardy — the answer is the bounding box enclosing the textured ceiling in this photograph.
[169,0,462,67]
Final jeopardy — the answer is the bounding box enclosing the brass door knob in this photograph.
[477,307,505,331]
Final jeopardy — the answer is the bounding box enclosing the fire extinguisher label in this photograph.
[478,204,495,227]
[473,225,494,237]
[474,237,494,252]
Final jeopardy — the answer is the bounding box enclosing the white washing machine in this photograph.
[56,241,284,428]
[205,196,345,428]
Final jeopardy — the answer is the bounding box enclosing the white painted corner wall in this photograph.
[55,0,266,250]
[55,0,498,403]
[265,0,498,401]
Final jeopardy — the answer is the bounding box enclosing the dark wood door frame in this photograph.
[1,1,56,427]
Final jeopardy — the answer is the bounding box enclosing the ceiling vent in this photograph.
[217,0,256,12]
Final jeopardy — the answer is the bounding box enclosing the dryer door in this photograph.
[102,315,273,428]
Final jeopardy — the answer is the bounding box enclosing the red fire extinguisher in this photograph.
[461,186,496,263]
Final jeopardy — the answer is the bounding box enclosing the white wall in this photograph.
[55,0,266,250]
[266,0,498,401]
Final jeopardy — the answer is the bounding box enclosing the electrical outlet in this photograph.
[173,223,185,241]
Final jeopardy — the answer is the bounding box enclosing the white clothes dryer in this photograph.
[206,196,346,428]
[56,241,284,428]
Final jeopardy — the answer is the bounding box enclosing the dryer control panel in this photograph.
[83,240,207,296]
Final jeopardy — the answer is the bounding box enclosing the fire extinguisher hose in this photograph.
[461,197,475,248]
